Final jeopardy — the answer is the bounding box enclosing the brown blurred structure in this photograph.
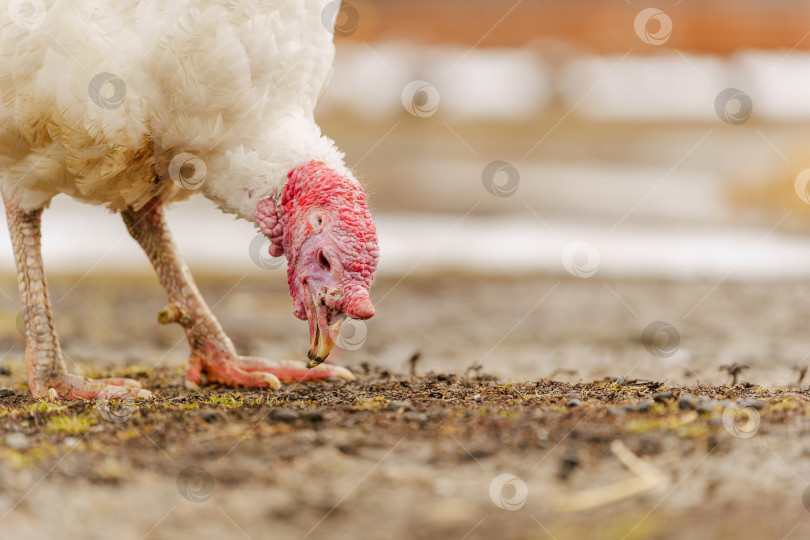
[345,0,810,54]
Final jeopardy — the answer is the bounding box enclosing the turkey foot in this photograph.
[221,355,354,383]
[31,372,151,400]
[185,350,354,390]
[123,201,354,391]
[4,198,153,400]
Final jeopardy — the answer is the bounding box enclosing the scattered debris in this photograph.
[5,433,29,451]
[550,369,578,379]
[679,394,697,410]
[719,363,750,386]
[269,408,300,422]
[408,351,422,377]
[554,440,668,512]
[793,365,808,387]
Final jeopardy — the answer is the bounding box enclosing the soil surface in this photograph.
[1,273,810,540]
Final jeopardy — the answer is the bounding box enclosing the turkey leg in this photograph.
[121,199,352,389]
[4,197,148,399]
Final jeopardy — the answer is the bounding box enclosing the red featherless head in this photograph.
[255,160,379,366]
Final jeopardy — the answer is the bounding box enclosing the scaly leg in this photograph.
[4,197,149,399]
[121,200,352,389]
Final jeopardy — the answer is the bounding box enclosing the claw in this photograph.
[278,359,354,381]
[47,388,58,401]
[263,373,281,390]
[326,365,355,381]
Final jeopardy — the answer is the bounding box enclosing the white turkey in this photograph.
[0,0,379,398]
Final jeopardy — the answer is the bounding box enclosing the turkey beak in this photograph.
[306,302,345,368]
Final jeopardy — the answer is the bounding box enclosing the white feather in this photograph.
[0,0,346,219]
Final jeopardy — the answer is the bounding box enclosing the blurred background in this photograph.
[5,0,810,385]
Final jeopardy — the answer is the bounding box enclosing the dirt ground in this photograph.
[2,272,810,540]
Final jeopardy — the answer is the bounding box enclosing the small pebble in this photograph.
[606,406,626,416]
[610,376,625,384]
[0,389,14,399]
[0,366,10,376]
[653,391,673,403]
[269,408,300,422]
[696,397,716,414]
[635,399,654,413]
[388,400,415,412]
[566,398,583,408]
[678,394,697,410]
[302,410,324,422]
[5,433,29,451]
[737,398,766,410]
[403,411,427,423]
[198,408,219,423]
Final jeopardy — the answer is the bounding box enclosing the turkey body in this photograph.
[0,0,341,218]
